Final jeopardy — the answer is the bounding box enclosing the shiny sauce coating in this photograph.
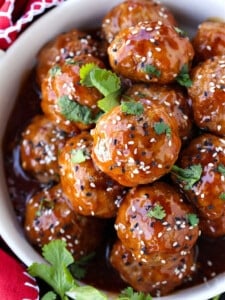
[3,69,225,294]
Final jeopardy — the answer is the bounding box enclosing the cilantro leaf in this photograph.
[174,26,187,37]
[176,64,192,87]
[80,63,121,96]
[66,285,107,300]
[28,240,108,300]
[69,252,95,280]
[121,101,144,116]
[143,64,161,78]
[58,96,97,124]
[70,149,90,164]
[217,164,225,175]
[171,164,202,190]
[153,121,171,137]
[49,65,61,77]
[147,204,166,220]
[118,287,152,300]
[219,192,225,200]
[42,291,57,300]
[187,213,199,226]
[28,240,75,299]
[97,91,120,113]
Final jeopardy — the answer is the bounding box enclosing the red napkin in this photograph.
[0,248,39,299]
[0,0,65,50]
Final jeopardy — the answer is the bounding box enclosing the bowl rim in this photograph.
[0,0,225,299]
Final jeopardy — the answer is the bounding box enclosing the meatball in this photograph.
[36,29,102,85]
[123,83,193,142]
[24,184,106,259]
[102,0,177,43]
[91,99,181,187]
[58,131,125,218]
[188,55,225,136]
[110,240,197,296]
[108,21,194,84]
[115,182,199,260]
[171,133,225,222]
[192,21,225,62]
[20,115,74,183]
[41,54,104,132]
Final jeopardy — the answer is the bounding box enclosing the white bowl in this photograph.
[0,0,225,299]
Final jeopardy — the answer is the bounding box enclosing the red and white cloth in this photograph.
[0,248,39,299]
[0,0,65,50]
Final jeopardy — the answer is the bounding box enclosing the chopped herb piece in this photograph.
[70,149,90,164]
[36,198,54,217]
[97,91,120,113]
[143,64,161,78]
[187,213,199,227]
[176,64,192,87]
[118,287,152,300]
[147,204,166,220]
[69,252,95,280]
[153,121,171,137]
[65,58,77,65]
[80,63,97,87]
[121,101,144,116]
[49,65,61,77]
[219,192,225,201]
[58,95,97,124]
[174,26,187,37]
[28,240,107,300]
[217,164,225,175]
[171,164,202,190]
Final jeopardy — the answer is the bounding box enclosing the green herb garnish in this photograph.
[28,240,107,300]
[219,192,225,201]
[49,65,61,77]
[118,287,152,300]
[36,198,54,217]
[174,26,187,37]
[176,64,192,87]
[80,63,121,112]
[217,164,225,175]
[121,101,144,116]
[187,213,199,227]
[171,164,202,190]
[143,64,161,78]
[147,204,166,220]
[58,95,99,124]
[70,149,90,164]
[153,121,171,137]
[69,252,95,280]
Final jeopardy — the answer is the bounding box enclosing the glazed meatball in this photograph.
[171,133,225,222]
[115,182,199,260]
[58,131,125,218]
[192,21,225,62]
[91,99,181,187]
[24,184,106,259]
[108,21,194,84]
[102,0,177,43]
[188,55,225,136]
[110,240,197,296]
[123,83,193,142]
[20,115,74,183]
[36,29,102,85]
[41,54,104,132]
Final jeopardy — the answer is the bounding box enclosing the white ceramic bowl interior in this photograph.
[0,0,225,299]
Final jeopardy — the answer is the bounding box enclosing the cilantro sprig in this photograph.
[147,204,166,220]
[171,164,202,190]
[70,149,90,164]
[187,213,199,227]
[153,121,171,138]
[28,240,107,300]
[80,63,121,112]
[28,240,154,300]
[143,64,161,78]
[176,64,192,87]
[121,101,144,116]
